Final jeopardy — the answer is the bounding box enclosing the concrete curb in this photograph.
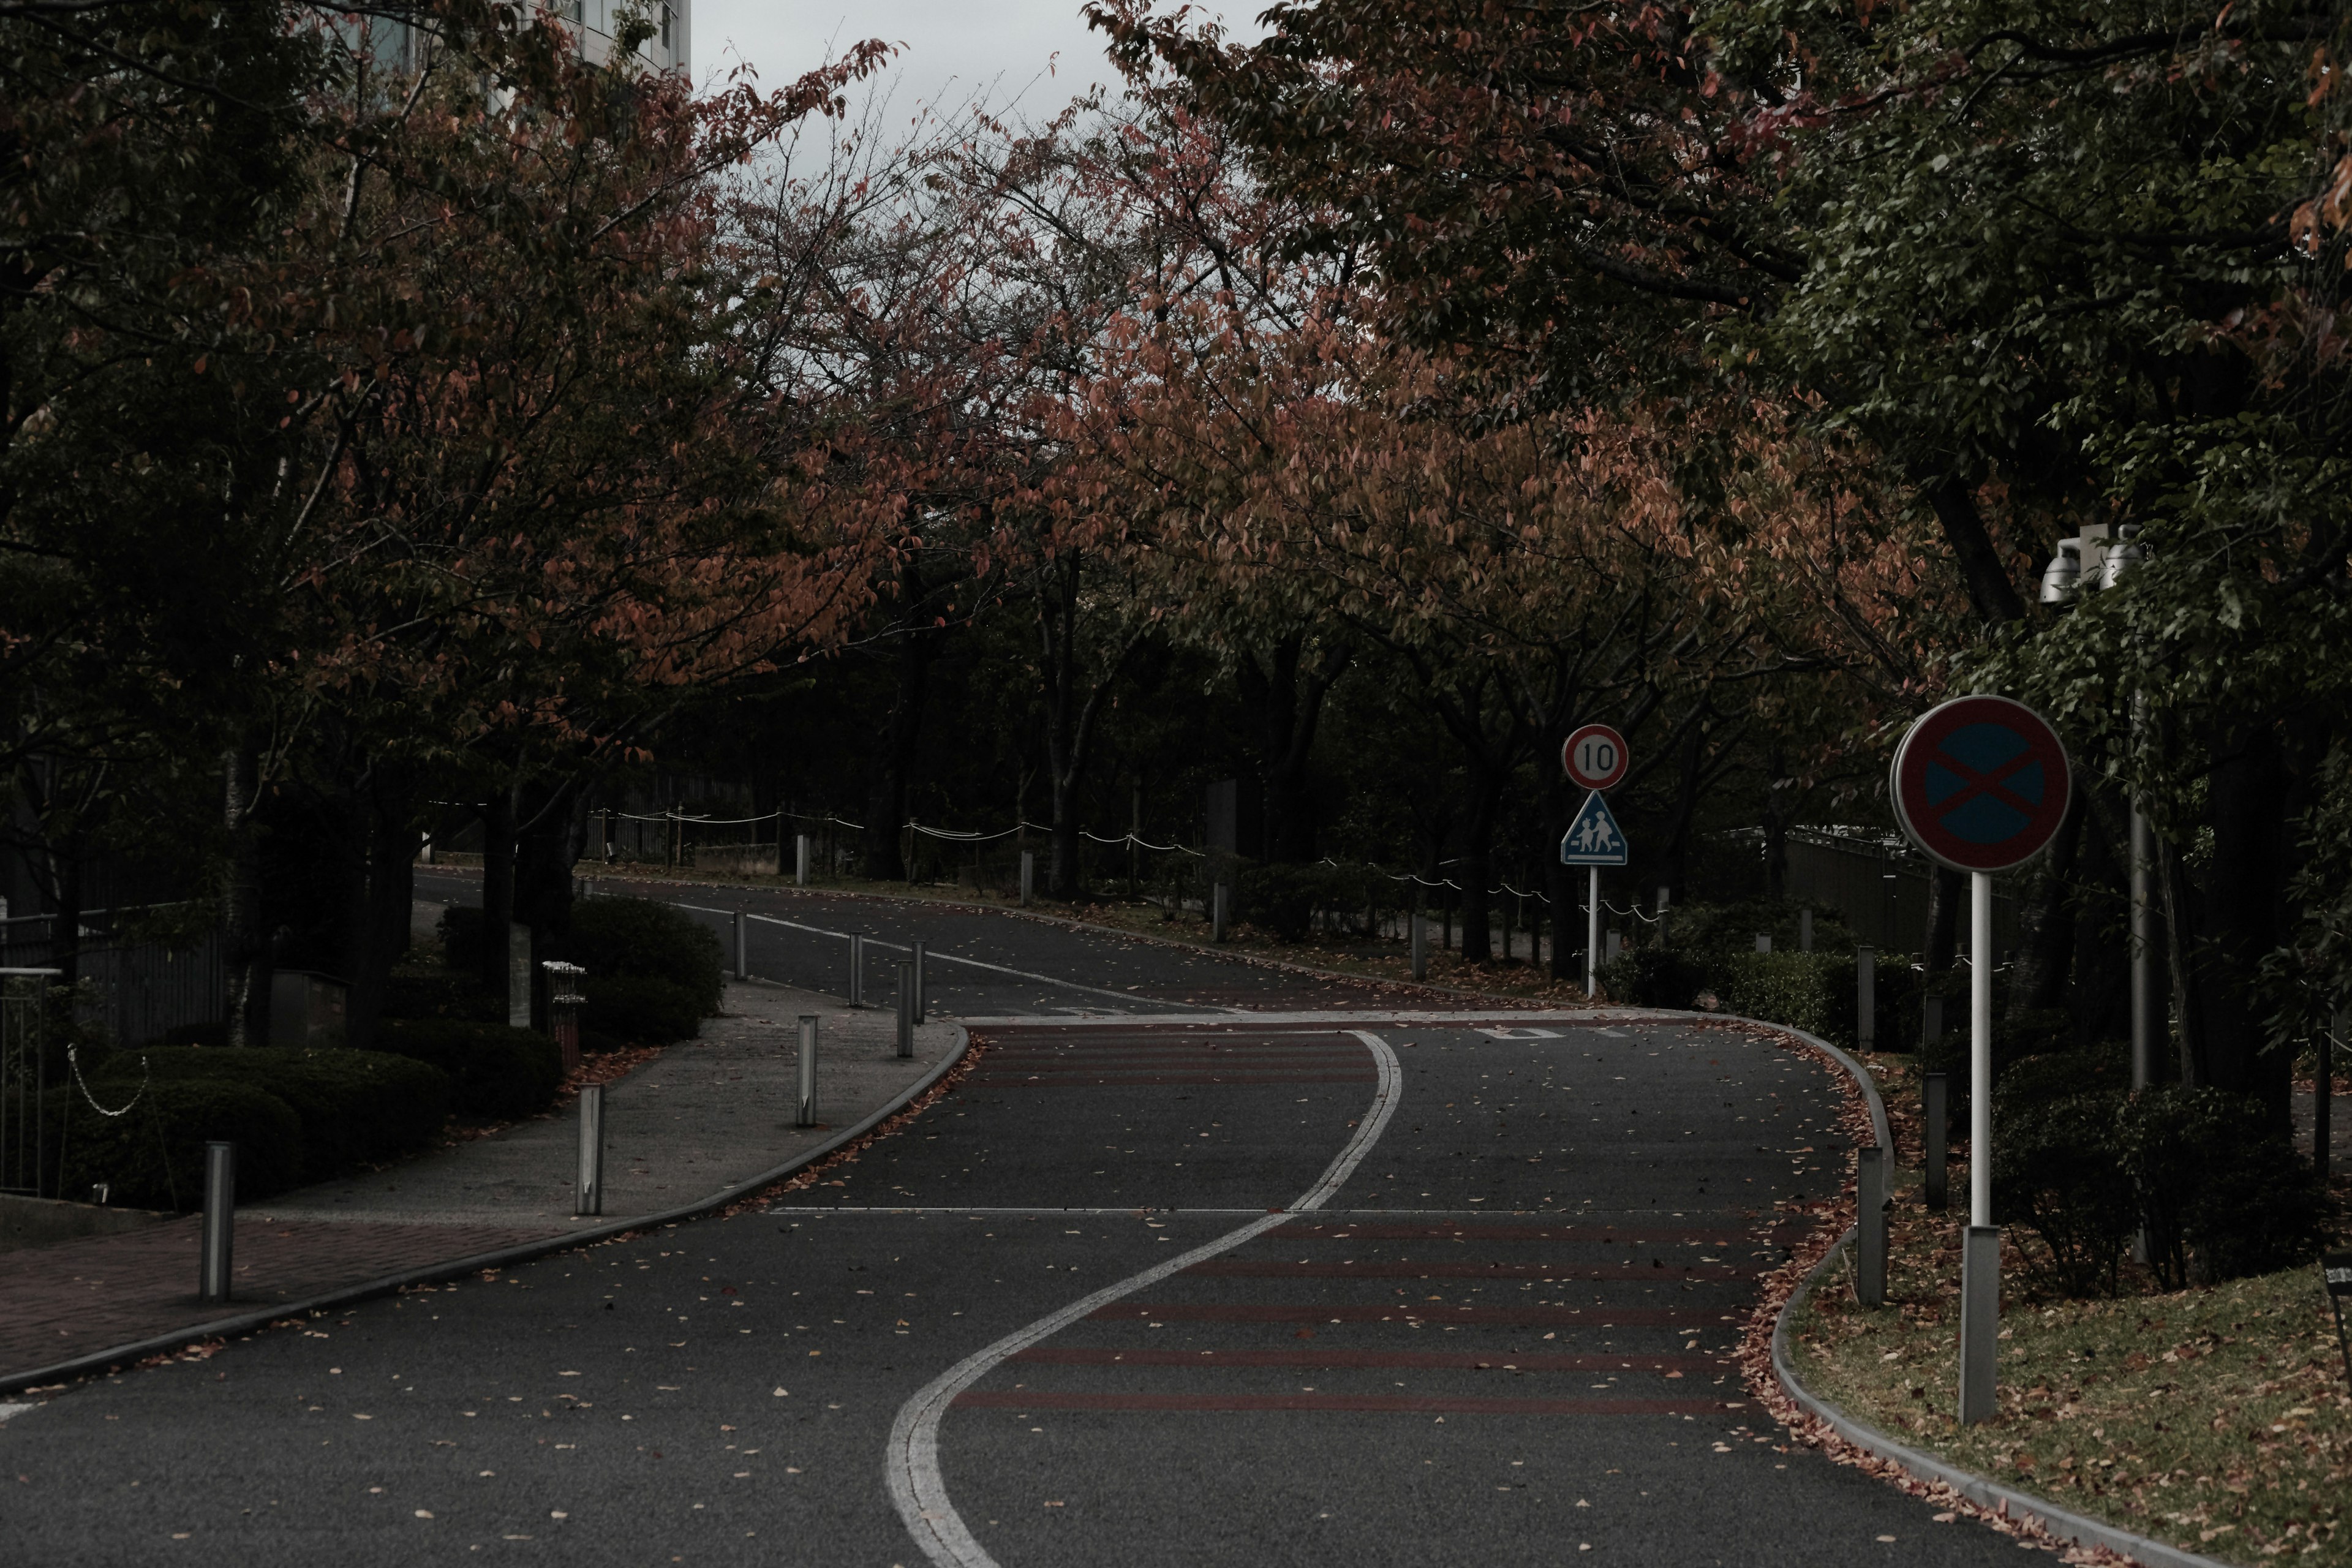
[0,1026,971,1396]
[1771,1233,2231,1568]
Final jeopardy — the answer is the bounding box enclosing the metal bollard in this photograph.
[1410,912,1427,982]
[795,1015,818,1128]
[1923,1071,1949,1211]
[733,908,748,982]
[911,940,927,1024]
[1212,881,1229,943]
[796,834,810,887]
[1855,1145,1888,1306]
[576,1083,605,1216]
[1799,908,1814,952]
[1754,933,1771,954]
[895,962,914,1059]
[1018,851,1035,906]
[1958,1224,2001,1422]
[199,1141,236,1303]
[848,933,865,1007]
[1922,992,1945,1050]
[1855,944,1877,1049]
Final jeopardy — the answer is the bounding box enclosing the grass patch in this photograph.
[1784,1057,2352,1565]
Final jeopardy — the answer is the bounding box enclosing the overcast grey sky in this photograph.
[692,1,1257,123]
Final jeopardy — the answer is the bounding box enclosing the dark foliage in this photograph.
[371,1019,562,1121]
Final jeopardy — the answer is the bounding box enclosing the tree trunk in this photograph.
[1455,763,1507,965]
[2159,832,2206,1086]
[2009,771,2086,1012]
[862,568,943,880]
[1659,718,1707,903]
[221,746,270,1047]
[479,788,517,998]
[341,805,417,1053]
[1239,636,1348,864]
[1922,866,1961,972]
[2199,722,2290,1126]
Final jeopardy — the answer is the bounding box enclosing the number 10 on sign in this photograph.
[1560,726,1630,998]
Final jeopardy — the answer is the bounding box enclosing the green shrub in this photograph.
[57,1079,303,1212]
[1993,1088,2137,1297]
[381,967,503,1023]
[561,897,723,1012]
[372,1019,562,1120]
[2120,1087,2333,1288]
[1595,947,1707,1008]
[581,974,704,1045]
[92,1046,450,1180]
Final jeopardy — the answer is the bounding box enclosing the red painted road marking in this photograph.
[1089,1303,1730,1326]
[1009,1348,1727,1372]
[1278,1222,1809,1244]
[954,1391,1731,1415]
[965,1072,1376,1089]
[1183,1259,1755,1281]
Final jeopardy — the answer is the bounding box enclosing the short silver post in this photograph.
[895,961,914,1058]
[1798,908,1814,952]
[848,933,865,1007]
[911,940,928,1023]
[795,1015,818,1128]
[1212,881,1229,942]
[796,833,810,887]
[199,1140,235,1303]
[1855,1145,1888,1306]
[1923,1071,1948,1211]
[1656,884,1670,946]
[575,1084,605,1216]
[1958,1224,2000,1422]
[1410,911,1427,982]
[1019,851,1034,907]
[1855,944,1877,1049]
[733,909,748,982]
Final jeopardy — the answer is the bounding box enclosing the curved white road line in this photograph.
[884,1027,1404,1568]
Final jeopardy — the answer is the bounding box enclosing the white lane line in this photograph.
[883,1028,1404,1568]
[681,906,1245,1016]
[0,1402,36,1425]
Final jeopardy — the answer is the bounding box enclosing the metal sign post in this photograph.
[2324,1251,2352,1393]
[1891,693,2073,1425]
[1559,788,1629,997]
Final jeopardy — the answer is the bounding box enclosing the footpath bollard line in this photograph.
[796,1014,818,1128]
[199,1141,236,1305]
[848,933,865,1008]
[576,1084,605,1217]
[895,962,914,1058]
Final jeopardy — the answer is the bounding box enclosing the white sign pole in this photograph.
[1586,865,1600,997]
[1958,868,1999,1422]
[1971,870,1993,1226]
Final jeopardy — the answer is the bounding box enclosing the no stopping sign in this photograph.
[1891,696,2071,873]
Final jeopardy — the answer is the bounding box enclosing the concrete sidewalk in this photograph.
[0,981,957,1389]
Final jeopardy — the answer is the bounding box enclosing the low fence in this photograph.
[0,913,224,1049]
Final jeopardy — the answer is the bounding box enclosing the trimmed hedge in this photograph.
[58,1079,304,1212]
[562,898,723,1013]
[581,973,704,1046]
[91,1046,450,1182]
[1991,1074,2335,1295]
[1594,947,1707,1009]
[1716,949,1913,1052]
[372,1019,562,1120]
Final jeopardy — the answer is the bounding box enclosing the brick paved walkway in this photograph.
[0,1219,551,1380]
[0,978,956,1387]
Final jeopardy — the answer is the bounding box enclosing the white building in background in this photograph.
[557,1,690,75]
[348,3,690,78]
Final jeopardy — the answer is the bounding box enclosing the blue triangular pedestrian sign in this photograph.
[1560,790,1629,866]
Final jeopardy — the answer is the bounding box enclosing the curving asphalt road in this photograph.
[0,880,2030,1566]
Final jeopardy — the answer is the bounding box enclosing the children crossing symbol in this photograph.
[1559,790,1628,866]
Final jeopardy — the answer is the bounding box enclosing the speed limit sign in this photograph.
[1562,724,1628,791]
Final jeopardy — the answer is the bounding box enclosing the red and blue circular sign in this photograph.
[1891,696,2071,873]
